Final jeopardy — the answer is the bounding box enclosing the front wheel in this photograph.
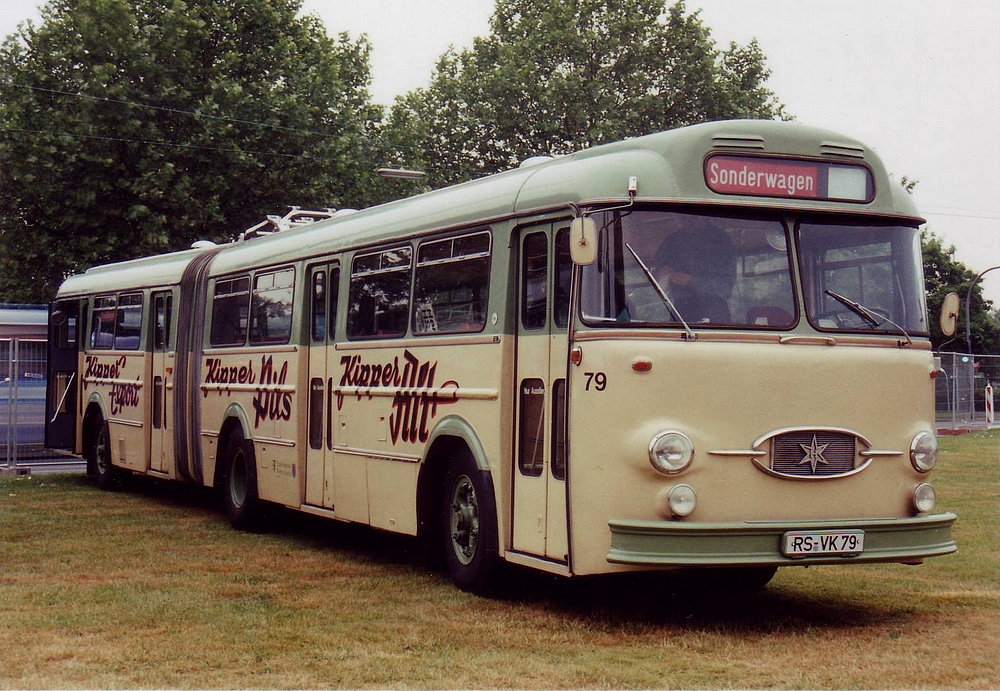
[442,453,499,595]
[223,427,264,532]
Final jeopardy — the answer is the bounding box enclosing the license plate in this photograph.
[782,530,865,557]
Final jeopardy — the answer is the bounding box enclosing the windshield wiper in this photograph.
[825,290,912,346]
[624,243,696,340]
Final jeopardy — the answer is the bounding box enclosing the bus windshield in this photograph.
[798,221,928,336]
[580,209,797,328]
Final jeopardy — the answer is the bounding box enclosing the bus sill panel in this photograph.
[606,513,957,567]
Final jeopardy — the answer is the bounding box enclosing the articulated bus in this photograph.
[45,120,956,593]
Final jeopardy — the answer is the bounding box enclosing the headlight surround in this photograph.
[910,432,939,473]
[648,431,694,474]
[667,484,697,517]
[913,483,937,513]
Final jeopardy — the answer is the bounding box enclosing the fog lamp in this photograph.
[667,484,697,517]
[910,432,939,473]
[913,483,937,513]
[648,431,694,474]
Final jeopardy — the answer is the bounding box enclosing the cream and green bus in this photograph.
[45,120,956,593]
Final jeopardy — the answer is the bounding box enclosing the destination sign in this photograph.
[705,155,873,202]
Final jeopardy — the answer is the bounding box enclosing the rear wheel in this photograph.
[442,452,499,594]
[223,427,263,531]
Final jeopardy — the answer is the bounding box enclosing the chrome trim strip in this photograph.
[108,418,143,429]
[201,430,220,438]
[334,446,421,464]
[860,449,903,458]
[503,550,571,575]
[335,386,498,401]
[84,377,144,387]
[779,335,837,346]
[203,345,299,355]
[256,437,296,448]
[707,449,767,457]
[200,382,296,394]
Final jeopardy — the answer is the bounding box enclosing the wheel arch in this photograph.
[416,415,493,545]
[212,403,253,489]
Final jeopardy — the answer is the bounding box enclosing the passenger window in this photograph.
[114,293,143,350]
[328,267,340,341]
[210,276,250,347]
[554,228,571,329]
[90,296,116,349]
[521,233,548,330]
[347,247,412,340]
[250,268,295,345]
[413,231,491,335]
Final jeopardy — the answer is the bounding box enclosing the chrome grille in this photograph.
[770,431,856,477]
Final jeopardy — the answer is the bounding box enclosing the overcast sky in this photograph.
[2,0,998,304]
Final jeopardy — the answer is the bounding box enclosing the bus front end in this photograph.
[567,204,956,580]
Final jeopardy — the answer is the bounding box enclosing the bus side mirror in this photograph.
[569,217,597,266]
[940,292,960,337]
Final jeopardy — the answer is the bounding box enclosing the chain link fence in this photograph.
[935,352,999,429]
[1,338,57,467]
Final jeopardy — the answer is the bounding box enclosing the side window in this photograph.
[413,231,491,335]
[347,246,412,340]
[210,276,250,347]
[114,293,143,350]
[554,228,572,329]
[154,293,173,351]
[310,265,341,342]
[90,296,116,349]
[311,270,326,342]
[521,233,548,330]
[250,268,295,345]
[329,267,340,340]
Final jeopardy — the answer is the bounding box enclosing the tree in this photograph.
[922,229,999,354]
[385,0,785,187]
[0,0,383,302]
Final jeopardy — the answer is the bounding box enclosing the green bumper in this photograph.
[607,513,957,567]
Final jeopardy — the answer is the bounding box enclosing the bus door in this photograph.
[305,262,340,509]
[45,299,80,450]
[149,291,174,474]
[512,225,571,562]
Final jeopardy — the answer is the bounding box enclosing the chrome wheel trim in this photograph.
[95,427,110,475]
[449,474,479,566]
[229,447,248,509]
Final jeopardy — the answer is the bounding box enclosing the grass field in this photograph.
[1,430,997,689]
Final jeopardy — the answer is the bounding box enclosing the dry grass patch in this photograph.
[0,430,997,688]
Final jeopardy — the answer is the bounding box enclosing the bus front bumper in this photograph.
[607,513,957,567]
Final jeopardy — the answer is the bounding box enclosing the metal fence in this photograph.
[1,338,53,466]
[935,352,999,429]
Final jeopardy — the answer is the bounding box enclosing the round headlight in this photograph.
[910,432,939,472]
[667,484,697,517]
[648,431,694,474]
[913,483,937,513]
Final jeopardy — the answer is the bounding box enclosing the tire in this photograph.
[91,418,120,491]
[223,427,264,532]
[442,452,500,595]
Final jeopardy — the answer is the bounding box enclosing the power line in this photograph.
[0,125,321,160]
[4,80,353,140]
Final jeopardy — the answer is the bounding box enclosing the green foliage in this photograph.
[0,0,383,302]
[385,0,786,187]
[922,229,999,353]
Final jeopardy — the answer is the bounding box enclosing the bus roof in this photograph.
[57,119,923,295]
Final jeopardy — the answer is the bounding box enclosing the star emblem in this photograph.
[798,435,831,473]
